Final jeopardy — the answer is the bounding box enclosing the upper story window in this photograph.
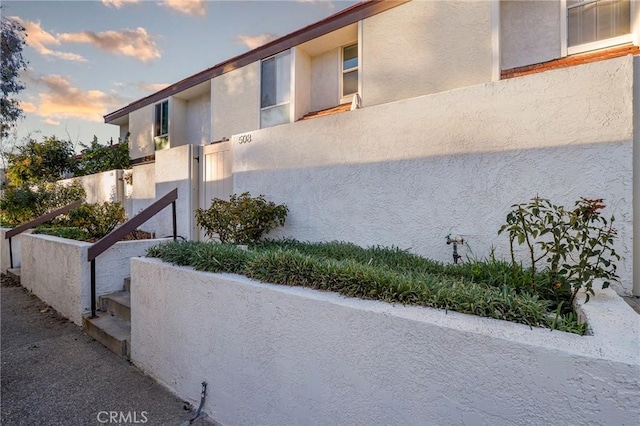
[154,100,169,137]
[342,43,358,99]
[568,0,631,50]
[261,51,291,128]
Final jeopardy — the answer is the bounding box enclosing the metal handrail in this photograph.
[87,188,178,317]
[4,199,83,269]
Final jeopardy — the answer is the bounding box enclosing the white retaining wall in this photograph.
[0,228,32,273]
[233,56,636,296]
[131,258,640,426]
[58,169,125,205]
[21,234,166,326]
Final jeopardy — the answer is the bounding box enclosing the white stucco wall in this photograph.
[21,234,165,326]
[500,0,561,70]
[211,62,260,141]
[185,92,211,145]
[233,56,635,295]
[129,105,154,160]
[0,228,32,273]
[361,0,493,107]
[310,48,340,112]
[293,47,312,120]
[58,170,124,205]
[131,163,156,234]
[131,258,640,426]
[154,145,197,240]
[169,97,188,148]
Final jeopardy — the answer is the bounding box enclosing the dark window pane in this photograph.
[343,70,358,96]
[261,57,276,108]
[161,101,168,136]
[343,44,358,70]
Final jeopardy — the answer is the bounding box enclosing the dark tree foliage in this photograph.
[74,135,131,177]
[6,136,76,186]
[1,14,28,139]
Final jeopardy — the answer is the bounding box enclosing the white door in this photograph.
[198,142,232,240]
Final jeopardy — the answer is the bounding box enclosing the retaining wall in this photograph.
[0,228,33,274]
[21,234,166,325]
[131,257,640,426]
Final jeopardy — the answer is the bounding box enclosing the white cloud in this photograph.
[43,118,61,126]
[236,33,279,50]
[101,0,140,8]
[163,0,206,16]
[137,82,170,93]
[13,18,86,62]
[26,74,125,122]
[59,28,161,63]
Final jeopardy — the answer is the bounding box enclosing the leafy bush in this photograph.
[195,192,288,244]
[147,240,587,335]
[5,136,76,186]
[0,181,85,226]
[74,136,130,177]
[499,197,620,303]
[65,201,126,241]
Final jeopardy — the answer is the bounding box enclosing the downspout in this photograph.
[633,55,640,296]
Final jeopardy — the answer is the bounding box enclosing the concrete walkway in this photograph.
[1,275,215,426]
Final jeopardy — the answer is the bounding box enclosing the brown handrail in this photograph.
[5,199,83,239]
[87,188,178,317]
[4,199,84,269]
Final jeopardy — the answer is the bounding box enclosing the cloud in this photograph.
[163,0,206,16]
[26,74,124,122]
[59,28,161,63]
[20,101,37,114]
[137,82,170,93]
[236,33,279,50]
[101,0,140,8]
[296,0,335,9]
[43,118,61,126]
[13,18,86,62]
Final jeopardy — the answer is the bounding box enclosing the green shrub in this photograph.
[74,136,130,177]
[65,201,126,241]
[499,197,620,303]
[0,181,85,227]
[195,192,288,244]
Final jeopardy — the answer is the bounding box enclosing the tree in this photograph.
[1,14,28,140]
[5,136,76,186]
[74,135,131,177]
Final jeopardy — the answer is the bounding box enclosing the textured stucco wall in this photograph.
[310,48,340,111]
[185,92,211,145]
[293,47,312,120]
[131,258,640,426]
[361,0,493,107]
[58,170,124,205]
[154,145,197,240]
[233,56,635,295]
[212,62,260,141]
[131,163,156,234]
[129,104,154,160]
[169,97,188,148]
[500,0,561,69]
[21,234,165,326]
[0,228,33,273]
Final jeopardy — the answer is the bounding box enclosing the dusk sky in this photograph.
[3,0,359,150]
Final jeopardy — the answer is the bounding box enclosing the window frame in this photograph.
[154,100,169,138]
[562,0,633,56]
[260,50,292,129]
[340,42,359,103]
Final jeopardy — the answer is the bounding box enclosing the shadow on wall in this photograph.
[232,140,633,295]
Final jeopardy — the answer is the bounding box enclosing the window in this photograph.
[567,0,631,48]
[154,100,169,137]
[261,51,291,128]
[342,43,358,98]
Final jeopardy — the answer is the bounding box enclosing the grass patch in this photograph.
[146,239,588,335]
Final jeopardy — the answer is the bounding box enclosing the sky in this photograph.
[3,0,359,151]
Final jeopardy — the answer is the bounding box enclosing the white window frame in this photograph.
[561,0,634,56]
[340,41,359,104]
[259,50,293,129]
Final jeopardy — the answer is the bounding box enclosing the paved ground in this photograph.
[1,275,215,426]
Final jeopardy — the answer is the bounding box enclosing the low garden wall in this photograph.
[0,228,33,273]
[131,257,640,426]
[21,234,166,326]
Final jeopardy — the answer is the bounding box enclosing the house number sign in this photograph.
[238,134,252,144]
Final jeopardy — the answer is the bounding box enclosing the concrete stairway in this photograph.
[83,277,131,360]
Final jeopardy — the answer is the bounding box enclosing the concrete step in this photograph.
[100,291,131,322]
[83,314,130,360]
[124,276,131,292]
[6,268,21,284]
